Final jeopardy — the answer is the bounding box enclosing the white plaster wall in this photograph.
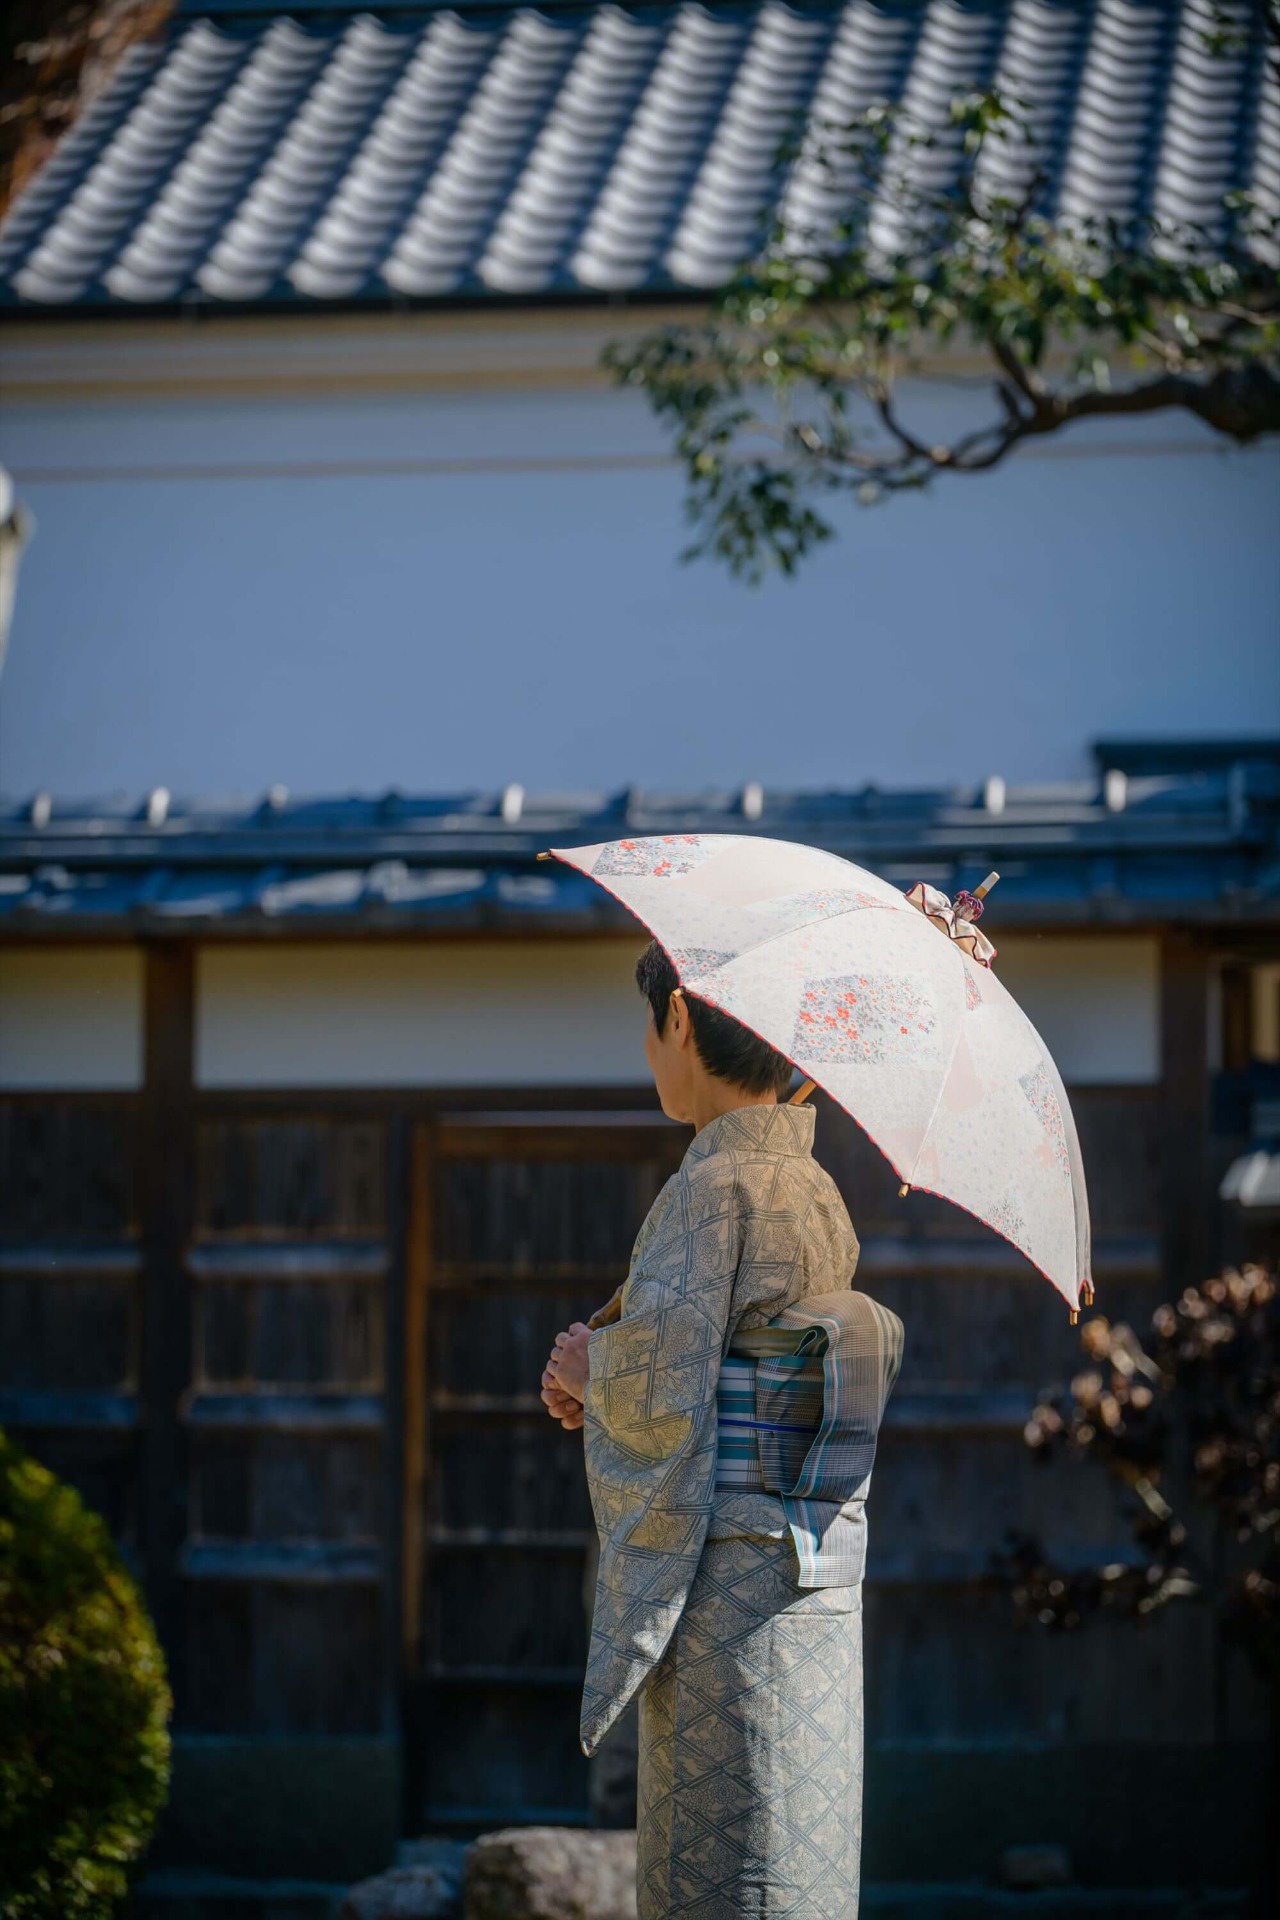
[1,331,1276,799]
[194,934,1160,1089]
[0,946,143,1088]
[196,940,650,1088]
[995,935,1160,1084]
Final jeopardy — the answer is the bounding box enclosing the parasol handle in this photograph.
[588,1285,624,1329]
[789,1078,816,1105]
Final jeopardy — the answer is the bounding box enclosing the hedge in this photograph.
[0,1431,171,1918]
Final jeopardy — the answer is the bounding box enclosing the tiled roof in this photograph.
[1,0,1274,309]
[2,756,1277,932]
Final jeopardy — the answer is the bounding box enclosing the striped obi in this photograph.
[710,1294,905,1585]
[715,1324,827,1493]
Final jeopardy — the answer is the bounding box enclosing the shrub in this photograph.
[995,1263,1279,1679]
[993,1265,1279,1909]
[0,1430,171,1918]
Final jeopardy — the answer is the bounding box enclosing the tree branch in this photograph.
[809,360,1280,492]
[1032,363,1280,443]
[990,337,1046,406]
[608,72,1280,578]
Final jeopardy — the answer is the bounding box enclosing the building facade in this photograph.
[1,0,1278,803]
[1,0,1277,1904]
[1,761,1277,1899]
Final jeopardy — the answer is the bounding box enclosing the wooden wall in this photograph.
[0,931,1266,1884]
[0,1094,143,1545]
[826,1088,1188,1744]
[405,1115,685,1828]
[0,1098,401,1751]
[182,1111,397,1737]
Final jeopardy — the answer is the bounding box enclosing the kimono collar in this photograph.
[685,1101,816,1163]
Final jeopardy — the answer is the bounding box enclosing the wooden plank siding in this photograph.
[405,1115,686,1829]
[1159,933,1214,1295]
[810,1085,1208,1758]
[0,1057,1261,1868]
[0,1094,143,1546]
[183,1111,397,1738]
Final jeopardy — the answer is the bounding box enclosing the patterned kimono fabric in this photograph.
[581,1104,903,1920]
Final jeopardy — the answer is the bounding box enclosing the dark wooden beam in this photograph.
[139,940,196,1682]
[400,1117,432,1674]
[1159,932,1213,1295]
[1219,963,1253,1074]
[381,1116,409,1741]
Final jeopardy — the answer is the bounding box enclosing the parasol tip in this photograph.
[898,1182,910,1199]
[1070,1309,1079,1326]
[536,850,553,862]
[974,871,1000,900]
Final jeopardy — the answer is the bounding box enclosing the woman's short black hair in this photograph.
[635,939,795,1098]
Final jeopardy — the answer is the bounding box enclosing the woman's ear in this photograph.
[669,988,693,1050]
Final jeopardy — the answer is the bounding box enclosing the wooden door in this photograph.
[183,1112,398,1736]
[404,1111,684,1830]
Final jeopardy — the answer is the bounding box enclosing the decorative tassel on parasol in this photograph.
[904,872,999,968]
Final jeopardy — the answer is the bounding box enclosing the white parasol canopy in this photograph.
[547,833,1092,1310]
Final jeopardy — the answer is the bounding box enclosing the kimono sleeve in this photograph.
[585,1159,739,1515]
[578,1159,742,1753]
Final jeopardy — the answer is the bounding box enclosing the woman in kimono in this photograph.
[543,941,904,1920]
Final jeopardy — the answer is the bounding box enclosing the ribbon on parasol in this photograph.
[904,872,999,968]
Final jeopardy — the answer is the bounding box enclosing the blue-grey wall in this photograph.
[2,377,1276,797]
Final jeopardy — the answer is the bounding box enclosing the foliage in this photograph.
[994,1264,1279,1688]
[0,1430,171,1920]
[606,24,1280,581]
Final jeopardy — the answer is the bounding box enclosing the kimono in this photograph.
[581,1102,903,1920]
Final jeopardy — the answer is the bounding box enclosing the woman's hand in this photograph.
[541,1289,619,1429]
[541,1378,585,1430]
[548,1322,592,1401]
[541,1324,586,1429]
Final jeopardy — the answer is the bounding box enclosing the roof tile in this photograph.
[1,763,1276,931]
[0,0,1272,308]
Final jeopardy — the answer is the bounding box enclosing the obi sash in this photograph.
[714,1325,826,1493]
[712,1295,904,1585]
